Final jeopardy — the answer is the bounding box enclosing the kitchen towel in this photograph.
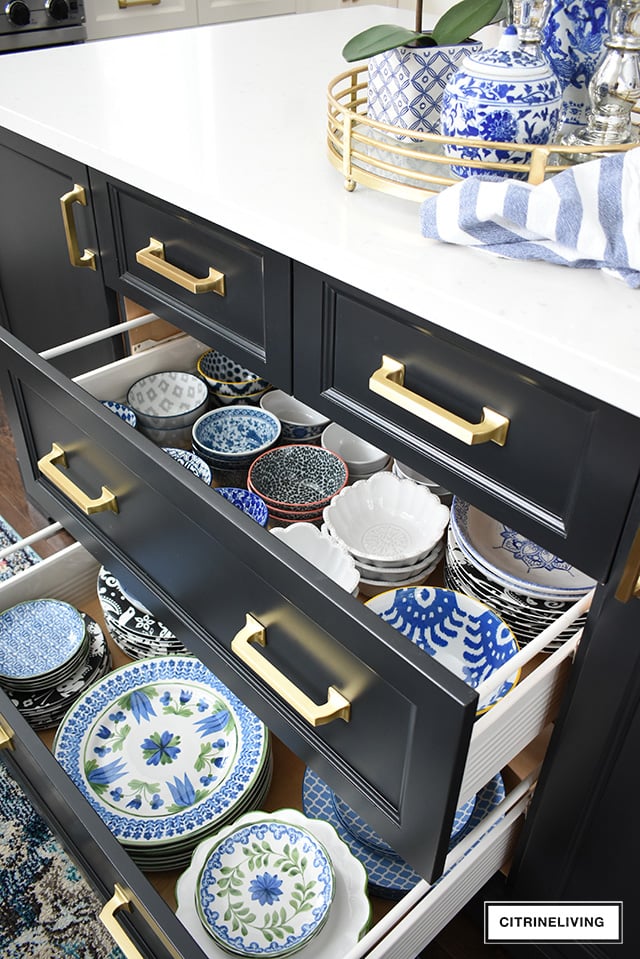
[419,147,640,287]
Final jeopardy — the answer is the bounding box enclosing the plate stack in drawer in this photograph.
[444,498,594,652]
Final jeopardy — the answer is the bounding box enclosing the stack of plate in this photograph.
[302,768,505,900]
[53,656,272,870]
[445,498,594,652]
[0,603,111,731]
[392,459,452,505]
[176,807,371,959]
[97,567,190,658]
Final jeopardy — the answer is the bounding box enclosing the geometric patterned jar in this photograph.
[367,40,482,141]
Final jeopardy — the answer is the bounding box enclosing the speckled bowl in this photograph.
[101,400,137,429]
[196,349,270,404]
[248,445,349,509]
[126,370,209,431]
[215,487,269,527]
[192,406,281,465]
[162,447,212,485]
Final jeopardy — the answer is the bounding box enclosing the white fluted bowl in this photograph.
[271,523,360,595]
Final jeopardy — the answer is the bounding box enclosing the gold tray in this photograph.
[327,65,640,202]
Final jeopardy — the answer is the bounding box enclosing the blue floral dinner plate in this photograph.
[53,657,268,848]
[196,818,335,956]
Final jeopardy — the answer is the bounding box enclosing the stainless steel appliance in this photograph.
[1,0,86,53]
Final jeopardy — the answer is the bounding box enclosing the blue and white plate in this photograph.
[0,598,87,683]
[196,818,335,956]
[302,768,504,899]
[53,657,268,850]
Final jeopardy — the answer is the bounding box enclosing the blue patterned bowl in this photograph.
[260,390,330,442]
[365,586,520,714]
[192,407,281,464]
[101,400,137,429]
[162,447,212,485]
[215,487,269,527]
[196,350,270,405]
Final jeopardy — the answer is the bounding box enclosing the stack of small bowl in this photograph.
[0,598,111,730]
[126,370,209,448]
[192,406,281,485]
[97,567,190,658]
[260,390,330,444]
[321,422,390,482]
[445,497,594,652]
[196,349,271,406]
[248,445,349,525]
[271,523,360,596]
[322,472,450,597]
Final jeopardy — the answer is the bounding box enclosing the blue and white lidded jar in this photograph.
[440,26,562,178]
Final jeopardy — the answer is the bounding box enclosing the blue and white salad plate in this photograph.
[196,818,335,956]
[0,598,87,685]
[53,657,269,856]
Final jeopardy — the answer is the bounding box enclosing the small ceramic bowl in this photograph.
[215,487,269,527]
[260,390,330,442]
[323,471,450,568]
[140,423,194,449]
[321,422,389,475]
[192,406,281,464]
[365,586,521,713]
[162,447,212,485]
[248,445,348,509]
[271,523,360,594]
[126,370,209,430]
[101,400,137,429]
[196,349,270,404]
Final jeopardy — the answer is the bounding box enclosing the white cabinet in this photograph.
[197,0,295,24]
[296,0,388,12]
[84,0,199,41]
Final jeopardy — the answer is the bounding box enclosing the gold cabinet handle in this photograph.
[119,0,160,7]
[231,614,351,727]
[0,714,15,751]
[37,443,119,516]
[59,184,97,271]
[369,355,510,447]
[99,885,147,959]
[616,525,640,602]
[135,237,226,296]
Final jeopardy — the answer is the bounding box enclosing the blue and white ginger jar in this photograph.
[440,26,562,178]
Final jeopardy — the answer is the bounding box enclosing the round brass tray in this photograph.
[327,65,640,202]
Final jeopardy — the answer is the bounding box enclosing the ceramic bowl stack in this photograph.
[53,656,272,871]
[0,599,111,730]
[196,349,271,406]
[215,487,270,527]
[260,390,330,444]
[162,447,212,485]
[271,524,360,596]
[192,407,281,483]
[97,567,190,659]
[445,498,594,653]
[176,807,371,958]
[127,370,209,448]
[101,400,137,429]
[321,423,390,482]
[248,445,349,525]
[322,472,450,596]
[392,459,452,506]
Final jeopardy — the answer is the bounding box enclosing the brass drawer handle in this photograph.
[99,885,147,959]
[136,237,226,296]
[369,355,510,447]
[0,714,15,750]
[37,443,119,516]
[616,526,640,602]
[231,614,351,727]
[119,0,160,7]
[59,184,97,271]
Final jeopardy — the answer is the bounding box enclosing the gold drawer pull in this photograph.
[59,184,97,271]
[38,443,119,516]
[231,614,351,727]
[119,0,160,7]
[0,714,15,750]
[136,237,226,296]
[616,526,640,602]
[99,885,147,959]
[369,355,510,447]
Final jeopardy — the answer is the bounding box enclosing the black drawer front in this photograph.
[91,172,292,391]
[0,694,204,959]
[0,329,476,883]
[293,266,640,583]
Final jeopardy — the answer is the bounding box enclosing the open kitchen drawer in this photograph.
[0,319,590,885]
[0,534,537,959]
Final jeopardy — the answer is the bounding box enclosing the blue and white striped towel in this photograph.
[419,148,640,287]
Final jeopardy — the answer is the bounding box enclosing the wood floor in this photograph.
[0,386,509,959]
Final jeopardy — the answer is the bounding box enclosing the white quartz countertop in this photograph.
[0,8,638,416]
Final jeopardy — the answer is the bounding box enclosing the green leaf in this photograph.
[432,0,505,46]
[342,25,426,62]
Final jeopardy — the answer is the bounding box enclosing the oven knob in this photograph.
[5,1,31,26]
[45,0,69,20]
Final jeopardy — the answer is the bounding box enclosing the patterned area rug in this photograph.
[0,516,125,959]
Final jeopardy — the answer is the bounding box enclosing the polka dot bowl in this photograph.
[196,349,270,405]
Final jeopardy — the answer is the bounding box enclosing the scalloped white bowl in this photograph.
[271,523,360,595]
[323,471,450,568]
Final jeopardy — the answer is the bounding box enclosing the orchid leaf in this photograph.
[342,25,427,62]
[432,0,506,46]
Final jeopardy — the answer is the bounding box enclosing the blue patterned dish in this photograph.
[248,445,348,508]
[162,447,212,485]
[53,657,268,848]
[260,390,330,442]
[197,818,335,956]
[365,586,520,714]
[0,599,86,682]
[196,350,270,404]
[101,400,137,428]
[215,487,269,527]
[192,407,281,462]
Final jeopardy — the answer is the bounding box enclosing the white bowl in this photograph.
[323,471,450,568]
[260,390,330,441]
[271,523,360,595]
[321,422,389,474]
